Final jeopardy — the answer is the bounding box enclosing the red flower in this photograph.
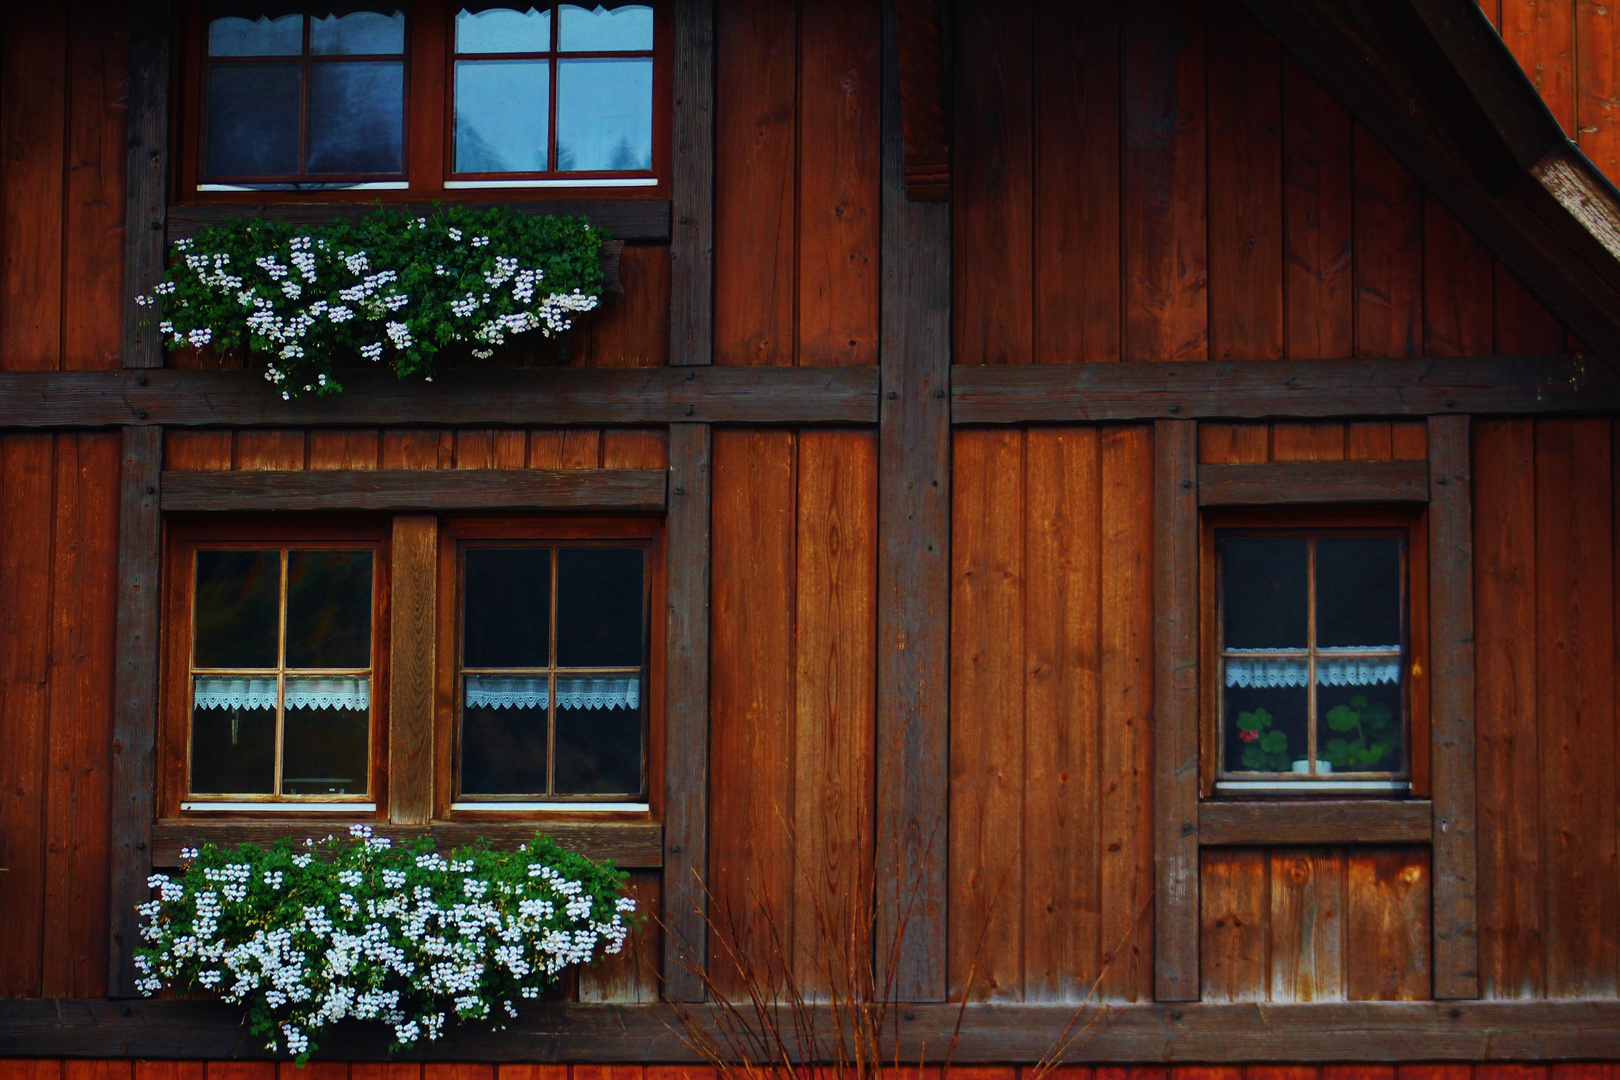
[1238,728,1259,742]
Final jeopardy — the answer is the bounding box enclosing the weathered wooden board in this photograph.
[1197,460,1429,505]
[166,201,671,243]
[670,0,715,367]
[388,516,436,827]
[159,468,668,513]
[1199,801,1434,846]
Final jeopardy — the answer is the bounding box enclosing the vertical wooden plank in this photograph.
[135,1065,205,1080]
[381,430,452,470]
[1200,848,1268,1003]
[663,423,712,1002]
[307,430,380,470]
[1429,413,1480,999]
[953,0,1033,366]
[1273,423,1345,462]
[1535,416,1617,998]
[107,425,161,996]
[1035,0,1120,363]
[590,245,671,366]
[1154,419,1199,1000]
[708,429,796,996]
[235,430,306,471]
[1577,0,1620,181]
[1207,0,1284,362]
[492,1068,562,1080]
[1344,422,1394,461]
[1473,418,1543,999]
[1345,847,1432,1000]
[351,1066,418,1080]
[1501,0,1576,136]
[792,430,877,989]
[1269,848,1347,1002]
[1493,261,1566,355]
[278,1065,342,1080]
[1398,1066,1470,1080]
[876,0,952,1003]
[1391,422,1428,461]
[1323,1067,1394,1080]
[64,0,128,371]
[0,436,55,995]
[1282,57,1354,360]
[1099,425,1155,1000]
[1123,0,1208,363]
[561,429,604,469]
[797,0,880,366]
[671,0,715,366]
[389,516,437,826]
[949,429,1026,1001]
[122,0,170,368]
[1,4,67,370]
[1354,124,1423,359]
[713,0,796,365]
[41,434,119,996]
[165,431,233,471]
[453,430,496,469]
[578,872,661,1002]
[422,1068,490,1080]
[1422,194,1494,358]
[1199,424,1269,465]
[603,428,670,470]
[1024,428,1103,1002]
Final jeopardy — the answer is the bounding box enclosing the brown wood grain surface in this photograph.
[1346,848,1433,1001]
[387,516,437,827]
[1354,124,1424,360]
[1,7,67,372]
[1270,848,1348,1003]
[165,201,671,243]
[1197,460,1430,505]
[66,0,126,372]
[1423,196,1494,359]
[1200,847,1268,1002]
[670,0,715,367]
[1198,801,1433,846]
[1282,54,1354,360]
[159,469,668,514]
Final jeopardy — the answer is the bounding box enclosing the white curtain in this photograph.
[1224,648,1400,689]
[464,674,640,710]
[193,675,371,711]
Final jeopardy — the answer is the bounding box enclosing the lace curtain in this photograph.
[193,676,372,711]
[464,674,641,710]
[1224,648,1401,689]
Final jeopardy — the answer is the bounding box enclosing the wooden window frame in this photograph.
[173,0,674,204]
[433,516,666,825]
[158,517,394,819]
[1200,508,1431,798]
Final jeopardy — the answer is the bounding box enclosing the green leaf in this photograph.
[1260,729,1288,753]
[1326,703,1359,731]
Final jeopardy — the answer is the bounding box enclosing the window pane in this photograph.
[285,551,373,668]
[191,681,277,794]
[1220,536,1308,649]
[194,550,281,668]
[554,687,642,794]
[463,548,551,666]
[307,61,405,174]
[454,60,550,172]
[208,12,303,56]
[460,694,549,795]
[556,547,643,666]
[1223,684,1308,774]
[559,3,653,51]
[456,6,551,52]
[1317,684,1403,774]
[1316,537,1402,648]
[310,8,406,54]
[205,64,302,176]
[282,677,371,795]
[556,58,652,171]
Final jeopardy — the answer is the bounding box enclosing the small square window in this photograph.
[1207,514,1425,796]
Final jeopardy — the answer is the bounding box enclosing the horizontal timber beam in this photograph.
[1199,461,1430,505]
[167,199,671,243]
[0,366,878,429]
[952,356,1620,423]
[149,820,662,869]
[161,468,667,513]
[4,1000,1620,1060]
[1199,800,1434,845]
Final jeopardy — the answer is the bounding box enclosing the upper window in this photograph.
[1211,522,1419,795]
[183,1,668,197]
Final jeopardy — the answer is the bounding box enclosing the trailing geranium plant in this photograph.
[135,205,607,398]
[135,825,636,1061]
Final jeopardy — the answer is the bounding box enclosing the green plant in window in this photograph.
[1323,694,1397,769]
[1236,707,1291,771]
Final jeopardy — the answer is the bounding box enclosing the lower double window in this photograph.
[162,518,660,818]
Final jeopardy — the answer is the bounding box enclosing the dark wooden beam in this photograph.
[149,820,662,870]
[662,423,712,1001]
[1198,461,1431,506]
[122,0,171,369]
[7,999,1620,1061]
[875,0,952,1003]
[952,357,1620,424]
[160,468,668,513]
[1199,800,1434,846]
[107,427,163,997]
[0,366,879,429]
[166,200,671,243]
[1153,420,1200,1001]
[388,516,437,827]
[669,0,715,364]
[896,0,950,201]
[1428,414,1480,1000]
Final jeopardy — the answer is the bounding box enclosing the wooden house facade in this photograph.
[3,0,1620,1073]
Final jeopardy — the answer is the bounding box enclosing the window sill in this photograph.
[1198,799,1432,846]
[1214,779,1410,795]
[150,817,662,869]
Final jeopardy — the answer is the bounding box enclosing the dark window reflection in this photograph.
[1316,537,1402,647]
[194,550,281,668]
[191,699,277,794]
[554,696,642,794]
[461,701,549,794]
[307,62,404,173]
[1219,536,1307,649]
[1223,684,1308,774]
[454,59,550,173]
[205,65,302,176]
[464,548,551,667]
[285,550,373,668]
[310,8,406,54]
[282,699,370,795]
[556,547,643,666]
